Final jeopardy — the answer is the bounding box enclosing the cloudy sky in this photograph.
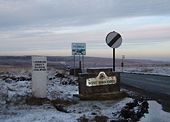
[0,0,170,61]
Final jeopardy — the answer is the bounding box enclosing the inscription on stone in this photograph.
[33,60,47,71]
[86,72,117,87]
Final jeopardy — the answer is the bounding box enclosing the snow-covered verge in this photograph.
[0,70,78,104]
[116,66,170,76]
[0,70,132,122]
[0,70,170,122]
[0,98,133,122]
[0,105,77,122]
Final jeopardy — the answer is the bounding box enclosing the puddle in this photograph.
[140,101,170,122]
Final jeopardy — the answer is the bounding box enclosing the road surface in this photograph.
[120,73,170,96]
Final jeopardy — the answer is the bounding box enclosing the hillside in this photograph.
[0,56,169,68]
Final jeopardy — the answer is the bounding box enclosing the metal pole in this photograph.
[122,55,125,72]
[74,55,75,76]
[121,56,123,72]
[113,48,115,72]
[82,55,84,72]
[79,55,81,70]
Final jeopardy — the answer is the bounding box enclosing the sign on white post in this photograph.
[32,56,47,98]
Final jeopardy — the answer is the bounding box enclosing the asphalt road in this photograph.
[120,73,170,96]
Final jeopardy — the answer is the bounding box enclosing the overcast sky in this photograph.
[0,0,170,61]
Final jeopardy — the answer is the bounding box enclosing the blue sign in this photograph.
[72,43,86,55]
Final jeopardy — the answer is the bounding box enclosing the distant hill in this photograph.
[0,56,169,68]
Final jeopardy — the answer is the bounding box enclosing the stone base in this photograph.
[78,91,128,100]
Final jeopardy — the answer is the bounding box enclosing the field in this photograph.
[0,56,170,122]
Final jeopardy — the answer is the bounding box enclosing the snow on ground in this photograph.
[0,105,78,122]
[0,69,170,122]
[0,69,132,122]
[0,70,132,121]
[0,98,133,122]
[66,98,132,120]
[47,71,78,100]
[116,66,170,76]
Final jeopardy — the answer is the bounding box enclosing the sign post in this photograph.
[72,43,86,55]
[113,48,115,71]
[72,43,86,73]
[121,55,125,72]
[106,31,122,72]
[32,56,47,98]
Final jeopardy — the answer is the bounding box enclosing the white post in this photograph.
[32,56,47,98]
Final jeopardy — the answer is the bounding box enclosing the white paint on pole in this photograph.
[32,56,47,98]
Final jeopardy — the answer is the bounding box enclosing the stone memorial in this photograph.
[78,68,126,100]
[32,56,47,98]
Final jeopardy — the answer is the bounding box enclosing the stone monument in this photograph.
[32,56,47,98]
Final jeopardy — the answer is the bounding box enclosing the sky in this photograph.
[0,0,170,61]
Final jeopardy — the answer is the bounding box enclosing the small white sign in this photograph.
[72,43,86,55]
[86,72,117,87]
[32,56,47,98]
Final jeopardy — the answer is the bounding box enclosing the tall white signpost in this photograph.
[32,56,47,98]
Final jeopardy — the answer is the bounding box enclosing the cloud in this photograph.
[0,0,170,60]
[122,24,170,41]
[0,0,170,29]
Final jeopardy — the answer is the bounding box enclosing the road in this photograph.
[120,73,170,96]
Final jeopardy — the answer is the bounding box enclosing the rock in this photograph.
[110,119,128,122]
[140,101,149,113]
[49,77,53,80]
[120,107,130,118]
[61,79,68,85]
[93,115,108,122]
[126,99,138,109]
[61,78,76,85]
[18,76,27,81]
[78,111,82,114]
[136,111,143,119]
[138,96,144,103]
[27,78,31,81]
[10,76,17,81]
[141,101,149,109]
[120,98,149,121]
[55,73,65,78]
[91,112,97,115]
[92,105,101,110]
[77,115,89,122]
[2,76,8,80]
[68,78,76,85]
[5,78,13,83]
[53,104,69,113]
